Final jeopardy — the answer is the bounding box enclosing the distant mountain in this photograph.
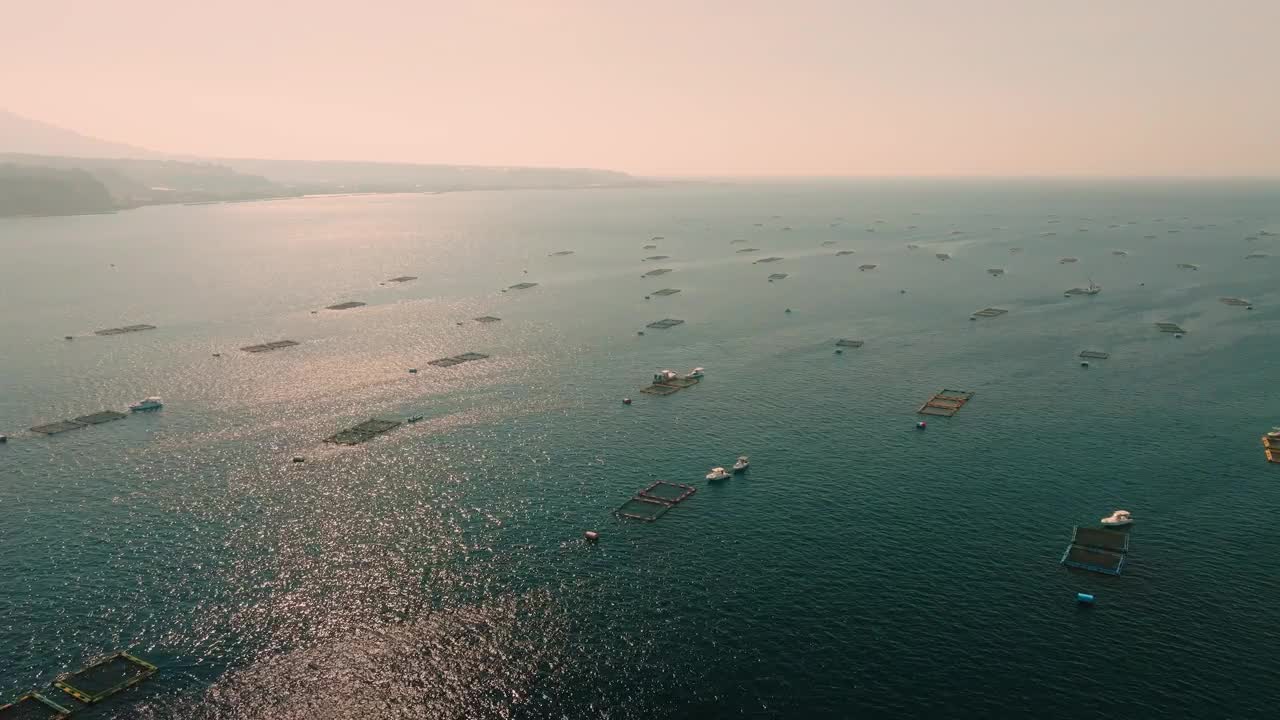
[0,109,159,159]
[221,158,638,193]
[0,110,642,217]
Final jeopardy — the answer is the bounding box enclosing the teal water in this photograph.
[2,180,1279,718]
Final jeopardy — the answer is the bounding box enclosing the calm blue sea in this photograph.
[1,180,1279,719]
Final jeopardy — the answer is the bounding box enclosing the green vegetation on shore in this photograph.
[0,163,116,216]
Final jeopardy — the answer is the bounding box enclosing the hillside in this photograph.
[0,110,642,217]
[0,109,157,159]
[221,158,638,192]
[0,164,116,216]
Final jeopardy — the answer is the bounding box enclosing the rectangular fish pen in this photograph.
[1079,350,1110,360]
[94,324,156,336]
[324,418,403,445]
[971,307,1008,318]
[427,352,490,367]
[53,651,157,705]
[1155,322,1186,334]
[29,411,128,435]
[240,340,300,353]
[1060,526,1130,575]
[325,301,366,310]
[646,318,685,329]
[651,288,681,296]
[917,389,974,417]
[614,481,696,522]
[0,692,72,719]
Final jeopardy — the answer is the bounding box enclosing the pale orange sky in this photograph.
[3,0,1279,176]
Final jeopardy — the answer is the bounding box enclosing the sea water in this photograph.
[1,180,1279,718]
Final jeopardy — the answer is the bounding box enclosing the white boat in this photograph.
[1267,427,1280,439]
[706,466,731,481]
[1100,509,1133,527]
[683,367,705,379]
[129,396,163,411]
[732,456,749,473]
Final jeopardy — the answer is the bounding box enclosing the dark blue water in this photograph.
[2,180,1279,718]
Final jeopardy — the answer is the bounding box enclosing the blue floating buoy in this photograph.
[1077,592,1095,605]
[409,368,418,374]
[916,421,927,430]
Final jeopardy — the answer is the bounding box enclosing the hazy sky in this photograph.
[4,0,1279,176]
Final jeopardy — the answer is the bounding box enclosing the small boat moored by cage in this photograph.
[1101,510,1133,527]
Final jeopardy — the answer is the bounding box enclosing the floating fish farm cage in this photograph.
[1060,526,1130,575]
[240,340,300,353]
[427,352,490,367]
[324,418,403,445]
[1079,350,1110,360]
[645,318,685,330]
[917,389,974,417]
[971,307,1008,318]
[29,411,128,435]
[94,324,156,336]
[0,692,72,719]
[614,481,697,522]
[52,651,157,705]
[325,301,366,310]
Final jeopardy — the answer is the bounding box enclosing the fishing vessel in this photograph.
[129,396,163,411]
